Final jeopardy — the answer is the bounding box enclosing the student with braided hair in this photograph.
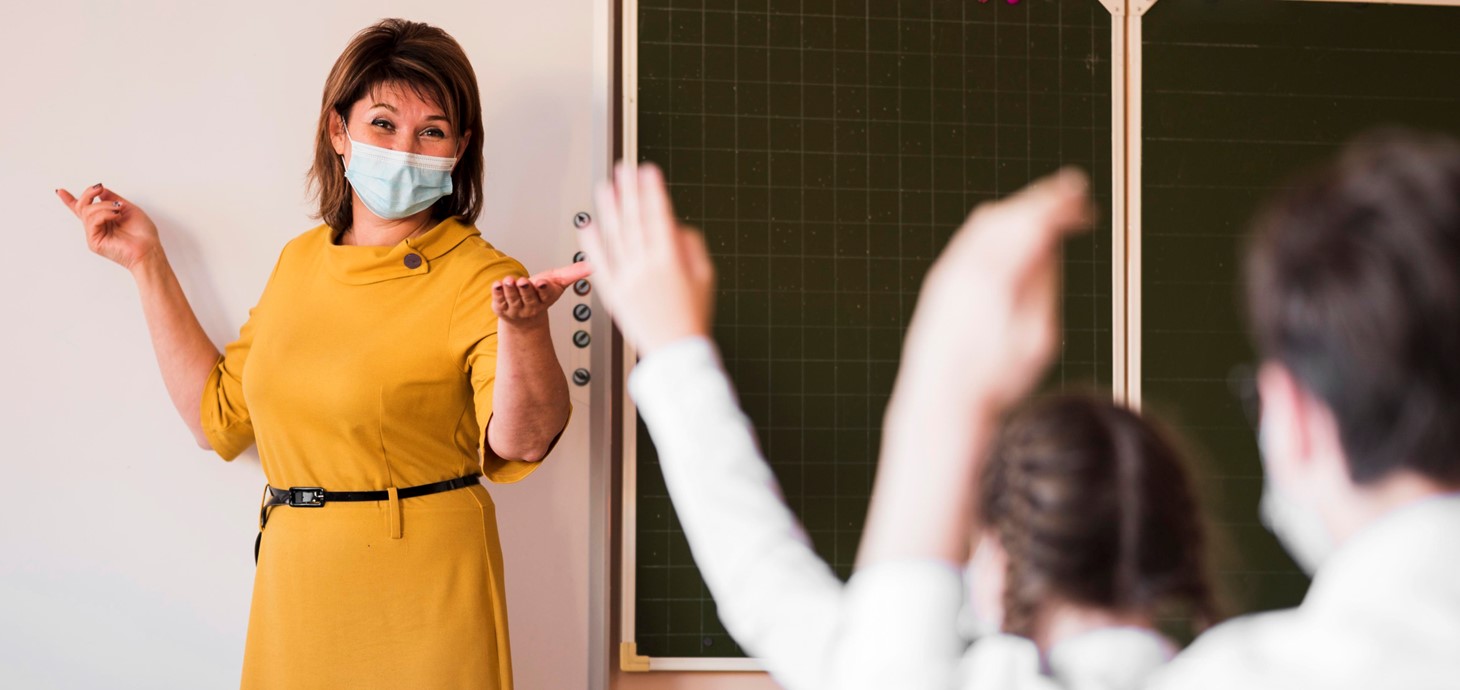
[968,396,1222,663]
[582,163,1220,689]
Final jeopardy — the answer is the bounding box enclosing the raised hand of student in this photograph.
[902,167,1092,409]
[860,168,1092,568]
[580,162,716,356]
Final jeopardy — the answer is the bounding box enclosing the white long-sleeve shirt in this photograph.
[1146,489,1460,689]
[629,338,1174,690]
[631,338,1460,689]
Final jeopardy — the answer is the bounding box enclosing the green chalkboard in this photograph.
[1142,1,1460,616]
[633,0,1114,658]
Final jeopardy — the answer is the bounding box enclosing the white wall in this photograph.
[0,1,613,688]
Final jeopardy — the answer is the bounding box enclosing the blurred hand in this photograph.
[492,262,594,326]
[899,168,1093,410]
[55,184,162,272]
[579,162,715,357]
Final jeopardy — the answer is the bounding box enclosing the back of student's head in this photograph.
[1246,129,1460,486]
[979,394,1220,640]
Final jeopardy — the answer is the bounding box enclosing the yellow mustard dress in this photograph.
[200,217,554,689]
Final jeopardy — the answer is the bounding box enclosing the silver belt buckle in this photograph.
[288,487,326,507]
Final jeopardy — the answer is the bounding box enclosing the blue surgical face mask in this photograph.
[341,121,458,221]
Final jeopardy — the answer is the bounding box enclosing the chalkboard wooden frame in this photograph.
[616,0,1130,672]
[617,0,1460,674]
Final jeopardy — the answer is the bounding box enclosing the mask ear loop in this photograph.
[339,116,352,169]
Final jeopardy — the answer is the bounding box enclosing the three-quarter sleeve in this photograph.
[200,243,294,461]
[451,254,560,483]
[200,310,258,460]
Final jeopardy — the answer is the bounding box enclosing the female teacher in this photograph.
[54,19,582,689]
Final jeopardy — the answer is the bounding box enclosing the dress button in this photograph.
[404,253,423,269]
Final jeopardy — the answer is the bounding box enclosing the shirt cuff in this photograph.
[628,336,724,407]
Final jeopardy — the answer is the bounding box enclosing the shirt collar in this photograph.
[322,216,479,285]
[1306,492,1460,606]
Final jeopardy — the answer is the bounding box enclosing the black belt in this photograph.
[255,472,482,564]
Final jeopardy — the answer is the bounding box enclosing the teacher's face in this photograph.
[329,81,470,164]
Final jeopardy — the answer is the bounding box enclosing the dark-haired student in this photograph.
[583,164,1222,689]
[1140,129,1460,689]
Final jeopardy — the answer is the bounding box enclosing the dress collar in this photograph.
[323,216,479,285]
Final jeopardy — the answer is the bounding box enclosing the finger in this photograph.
[55,189,81,217]
[500,279,526,309]
[95,187,133,207]
[491,280,510,316]
[535,261,593,287]
[680,228,716,288]
[533,280,567,308]
[616,160,644,253]
[638,163,676,245]
[967,168,1090,282]
[1005,167,1092,239]
[81,200,124,230]
[516,278,543,308]
[76,183,106,212]
[578,226,615,308]
[80,205,121,248]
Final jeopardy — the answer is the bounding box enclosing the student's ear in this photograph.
[1257,362,1311,487]
[1259,362,1348,491]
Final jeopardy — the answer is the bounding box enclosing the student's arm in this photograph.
[588,164,966,690]
[628,337,846,689]
[857,170,1092,570]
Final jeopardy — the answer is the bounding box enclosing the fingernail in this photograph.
[92,183,102,189]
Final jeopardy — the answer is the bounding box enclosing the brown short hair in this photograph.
[307,19,484,233]
[1245,129,1460,486]
[980,394,1222,639]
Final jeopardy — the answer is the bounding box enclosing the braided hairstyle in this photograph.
[978,394,1222,641]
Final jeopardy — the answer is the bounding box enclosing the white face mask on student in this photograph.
[1258,415,1336,575]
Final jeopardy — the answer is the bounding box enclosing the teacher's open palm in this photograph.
[491,261,594,325]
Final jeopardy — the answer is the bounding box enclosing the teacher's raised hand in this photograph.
[579,162,716,357]
[55,184,162,272]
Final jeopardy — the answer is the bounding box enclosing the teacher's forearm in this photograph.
[488,316,570,462]
[130,250,221,448]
